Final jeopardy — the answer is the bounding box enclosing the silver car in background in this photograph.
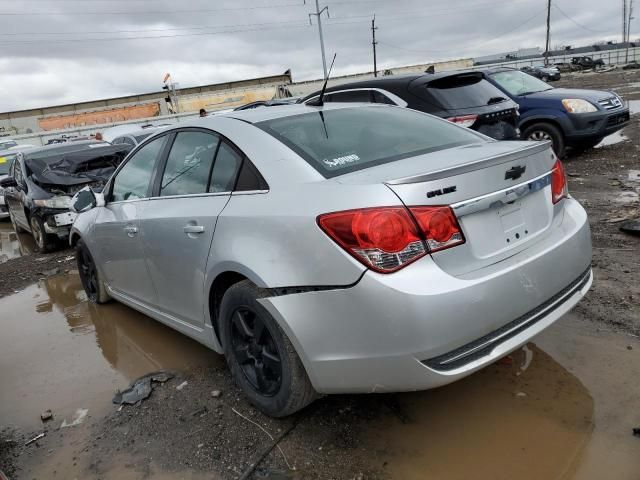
[70,104,592,416]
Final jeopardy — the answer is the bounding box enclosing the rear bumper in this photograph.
[261,198,592,394]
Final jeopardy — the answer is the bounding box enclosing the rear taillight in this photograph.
[317,206,464,273]
[446,115,478,128]
[409,206,465,252]
[551,159,568,204]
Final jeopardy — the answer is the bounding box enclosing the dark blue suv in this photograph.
[483,67,630,156]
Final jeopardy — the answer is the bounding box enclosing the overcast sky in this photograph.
[0,0,636,112]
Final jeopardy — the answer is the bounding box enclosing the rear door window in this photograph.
[160,131,219,197]
[424,74,509,109]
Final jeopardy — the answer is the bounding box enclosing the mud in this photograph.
[1,69,640,479]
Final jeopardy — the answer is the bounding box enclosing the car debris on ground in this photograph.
[112,371,175,405]
[60,408,89,428]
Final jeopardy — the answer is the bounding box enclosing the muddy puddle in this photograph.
[365,344,594,480]
[0,273,220,431]
[0,222,35,263]
[360,317,640,480]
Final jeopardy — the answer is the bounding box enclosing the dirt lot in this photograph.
[1,69,639,480]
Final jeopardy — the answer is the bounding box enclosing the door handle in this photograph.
[124,225,138,237]
[183,225,205,234]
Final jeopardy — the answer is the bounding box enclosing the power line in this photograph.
[553,3,605,33]
[0,2,308,15]
[0,19,307,37]
[377,10,545,55]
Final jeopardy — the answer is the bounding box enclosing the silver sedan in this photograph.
[70,103,592,416]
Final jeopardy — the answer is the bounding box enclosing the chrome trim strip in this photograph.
[451,171,551,218]
[439,270,589,366]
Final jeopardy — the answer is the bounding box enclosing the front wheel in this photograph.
[76,239,111,304]
[522,122,565,158]
[219,280,317,417]
[29,215,57,253]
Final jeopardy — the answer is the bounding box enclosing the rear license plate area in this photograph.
[499,203,527,244]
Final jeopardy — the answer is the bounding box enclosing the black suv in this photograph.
[299,71,520,140]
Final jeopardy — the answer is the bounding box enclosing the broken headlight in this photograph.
[34,196,72,209]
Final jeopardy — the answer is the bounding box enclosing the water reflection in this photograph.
[39,273,221,380]
[0,222,36,263]
[0,273,218,429]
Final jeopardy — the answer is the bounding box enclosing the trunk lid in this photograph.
[336,140,558,276]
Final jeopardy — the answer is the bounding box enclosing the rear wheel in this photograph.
[219,280,317,417]
[29,215,57,253]
[76,239,111,304]
[522,122,565,157]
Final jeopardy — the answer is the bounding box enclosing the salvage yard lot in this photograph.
[1,69,640,480]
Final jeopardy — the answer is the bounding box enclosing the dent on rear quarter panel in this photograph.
[205,182,402,290]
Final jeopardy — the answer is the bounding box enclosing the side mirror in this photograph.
[0,176,17,188]
[71,186,105,213]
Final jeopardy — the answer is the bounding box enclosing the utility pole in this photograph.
[626,0,634,63]
[371,15,378,77]
[544,0,552,66]
[623,0,628,44]
[309,0,329,80]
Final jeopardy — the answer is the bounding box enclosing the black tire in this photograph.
[76,239,111,304]
[29,215,57,253]
[541,75,549,82]
[522,122,565,157]
[219,280,317,417]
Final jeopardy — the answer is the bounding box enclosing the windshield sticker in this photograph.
[0,157,6,164]
[322,153,361,169]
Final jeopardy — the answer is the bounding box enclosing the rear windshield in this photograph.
[256,106,482,178]
[489,70,552,96]
[425,74,509,109]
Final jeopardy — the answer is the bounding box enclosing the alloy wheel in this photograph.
[30,217,44,249]
[78,246,99,301]
[528,130,552,141]
[230,307,283,396]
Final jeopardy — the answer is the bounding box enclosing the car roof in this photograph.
[215,102,374,124]
[115,127,160,138]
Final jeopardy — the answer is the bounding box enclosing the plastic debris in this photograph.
[112,371,175,405]
[211,390,222,398]
[61,408,88,428]
[40,409,53,422]
[25,432,45,446]
[176,381,188,391]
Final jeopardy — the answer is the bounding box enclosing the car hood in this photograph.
[525,87,615,102]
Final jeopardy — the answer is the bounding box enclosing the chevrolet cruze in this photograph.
[70,103,592,416]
